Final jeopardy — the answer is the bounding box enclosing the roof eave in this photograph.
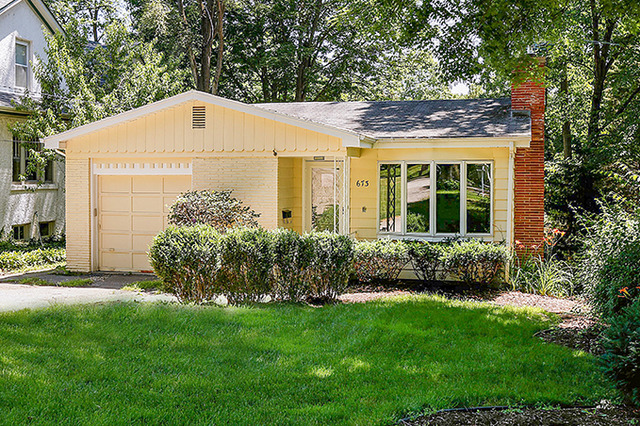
[372,135,531,149]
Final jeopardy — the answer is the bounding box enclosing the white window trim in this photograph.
[377,160,494,240]
[15,40,29,90]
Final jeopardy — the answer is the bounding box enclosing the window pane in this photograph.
[12,140,21,182]
[406,163,430,233]
[15,65,27,88]
[467,163,491,234]
[379,164,401,232]
[311,167,337,232]
[436,163,460,233]
[16,44,27,66]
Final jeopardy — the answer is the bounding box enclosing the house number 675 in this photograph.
[356,180,370,187]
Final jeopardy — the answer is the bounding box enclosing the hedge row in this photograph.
[150,226,509,305]
[0,248,66,271]
[149,226,353,304]
[354,238,508,286]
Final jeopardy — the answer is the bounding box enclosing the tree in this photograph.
[10,20,187,181]
[129,0,226,94]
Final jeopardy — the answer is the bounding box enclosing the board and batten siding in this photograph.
[349,147,510,242]
[64,101,345,157]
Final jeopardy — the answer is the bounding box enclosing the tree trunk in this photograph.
[211,0,225,95]
[560,65,572,158]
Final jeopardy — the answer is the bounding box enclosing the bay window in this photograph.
[378,161,492,237]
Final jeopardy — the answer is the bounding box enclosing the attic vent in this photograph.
[192,106,206,129]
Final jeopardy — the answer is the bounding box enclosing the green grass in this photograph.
[122,279,163,292]
[10,277,92,287]
[0,295,613,425]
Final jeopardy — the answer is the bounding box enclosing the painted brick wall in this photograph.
[512,61,545,250]
[65,158,92,271]
[192,157,278,229]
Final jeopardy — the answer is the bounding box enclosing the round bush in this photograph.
[168,190,260,232]
[272,229,313,302]
[406,241,444,283]
[306,232,354,300]
[442,239,508,285]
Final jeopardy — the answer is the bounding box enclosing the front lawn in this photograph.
[0,295,613,424]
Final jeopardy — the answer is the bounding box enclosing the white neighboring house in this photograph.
[0,0,65,240]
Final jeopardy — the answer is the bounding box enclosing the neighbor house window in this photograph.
[378,161,492,237]
[39,222,53,237]
[15,41,29,89]
[13,225,27,240]
[12,137,53,183]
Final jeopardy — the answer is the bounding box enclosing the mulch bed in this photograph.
[402,405,640,425]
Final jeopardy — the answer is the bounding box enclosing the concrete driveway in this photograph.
[0,270,176,312]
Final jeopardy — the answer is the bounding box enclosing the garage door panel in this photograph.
[132,234,155,252]
[133,176,162,193]
[163,195,179,213]
[133,195,163,213]
[100,195,131,213]
[163,175,191,193]
[132,253,152,271]
[100,176,131,193]
[101,233,132,251]
[132,215,164,232]
[101,252,132,270]
[101,214,131,232]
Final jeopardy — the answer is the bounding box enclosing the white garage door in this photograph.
[98,175,191,272]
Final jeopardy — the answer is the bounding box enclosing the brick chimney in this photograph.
[512,58,545,251]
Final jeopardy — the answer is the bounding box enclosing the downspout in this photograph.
[506,141,515,283]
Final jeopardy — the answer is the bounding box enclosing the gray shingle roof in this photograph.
[0,91,21,109]
[255,98,530,140]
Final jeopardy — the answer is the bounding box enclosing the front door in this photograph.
[304,160,345,233]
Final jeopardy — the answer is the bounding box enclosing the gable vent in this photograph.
[192,106,206,129]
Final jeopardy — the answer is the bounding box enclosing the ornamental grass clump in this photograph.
[442,239,508,286]
[353,239,409,283]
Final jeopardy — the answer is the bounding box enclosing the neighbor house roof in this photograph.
[256,98,530,140]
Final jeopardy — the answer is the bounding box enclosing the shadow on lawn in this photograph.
[0,296,615,425]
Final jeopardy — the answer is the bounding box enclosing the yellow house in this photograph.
[44,86,545,273]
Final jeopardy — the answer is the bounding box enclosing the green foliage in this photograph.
[306,233,355,300]
[578,204,640,321]
[219,227,275,305]
[509,255,575,298]
[0,248,65,272]
[442,240,508,286]
[13,277,93,287]
[149,227,354,304]
[148,225,222,304]
[167,190,260,232]
[601,302,640,406]
[271,229,313,302]
[353,239,409,283]
[406,241,445,283]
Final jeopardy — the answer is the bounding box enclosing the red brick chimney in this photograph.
[512,58,545,251]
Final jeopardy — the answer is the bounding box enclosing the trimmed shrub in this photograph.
[168,190,260,232]
[442,239,508,285]
[354,239,409,283]
[0,247,65,271]
[307,232,354,300]
[219,227,275,305]
[149,225,221,303]
[272,229,313,302]
[601,302,640,406]
[406,241,444,283]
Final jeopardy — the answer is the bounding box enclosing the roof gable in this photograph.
[0,0,64,34]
